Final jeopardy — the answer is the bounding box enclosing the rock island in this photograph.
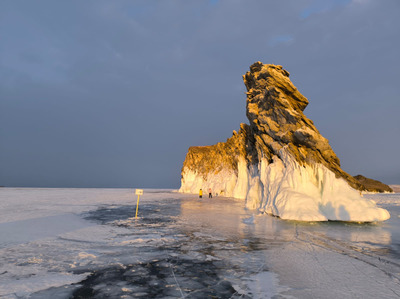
[180,62,390,222]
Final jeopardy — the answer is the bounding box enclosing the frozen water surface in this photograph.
[1,188,400,298]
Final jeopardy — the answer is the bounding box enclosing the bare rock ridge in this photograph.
[180,62,390,222]
[353,175,393,193]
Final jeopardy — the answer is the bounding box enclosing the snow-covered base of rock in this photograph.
[180,148,390,222]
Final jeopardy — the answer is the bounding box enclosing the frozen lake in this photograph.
[1,188,400,298]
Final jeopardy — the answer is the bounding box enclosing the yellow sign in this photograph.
[135,189,143,195]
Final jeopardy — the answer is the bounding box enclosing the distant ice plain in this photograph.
[1,188,400,298]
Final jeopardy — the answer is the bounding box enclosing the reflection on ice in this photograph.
[180,196,394,261]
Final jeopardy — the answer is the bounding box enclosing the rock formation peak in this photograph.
[180,62,389,222]
[244,62,362,191]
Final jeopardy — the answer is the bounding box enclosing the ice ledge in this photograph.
[180,149,390,222]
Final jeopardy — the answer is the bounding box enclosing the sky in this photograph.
[1,0,399,188]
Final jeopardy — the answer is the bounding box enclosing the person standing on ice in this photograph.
[199,189,203,198]
[208,188,212,198]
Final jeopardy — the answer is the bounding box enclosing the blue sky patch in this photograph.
[301,0,351,19]
[268,35,294,47]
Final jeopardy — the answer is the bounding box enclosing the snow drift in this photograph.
[179,62,390,222]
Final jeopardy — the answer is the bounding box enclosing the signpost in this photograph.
[135,189,143,218]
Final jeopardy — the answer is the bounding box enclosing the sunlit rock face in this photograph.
[180,62,390,222]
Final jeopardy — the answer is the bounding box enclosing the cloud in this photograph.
[1,0,399,187]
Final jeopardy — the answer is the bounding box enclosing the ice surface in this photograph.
[180,149,390,222]
[1,188,400,298]
[0,214,92,248]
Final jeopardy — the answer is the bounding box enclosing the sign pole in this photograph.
[135,194,140,218]
[135,189,143,219]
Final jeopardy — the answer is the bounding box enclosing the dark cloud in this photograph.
[1,0,399,188]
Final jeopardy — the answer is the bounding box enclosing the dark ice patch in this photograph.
[82,199,181,225]
[66,198,269,298]
[72,257,240,298]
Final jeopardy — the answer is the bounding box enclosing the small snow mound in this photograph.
[78,252,97,259]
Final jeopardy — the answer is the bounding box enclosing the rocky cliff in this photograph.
[180,62,390,222]
[353,175,393,193]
